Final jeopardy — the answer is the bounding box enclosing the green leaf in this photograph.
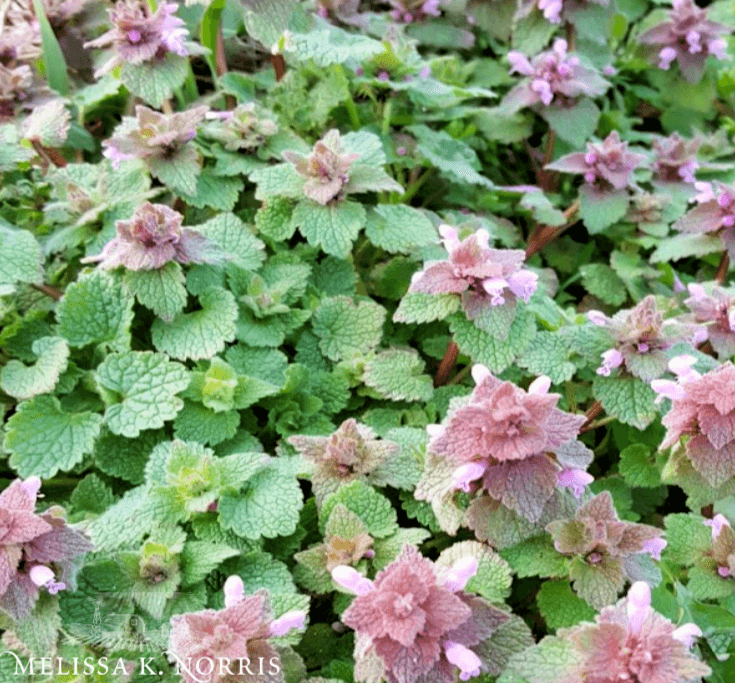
[320,481,398,538]
[311,257,357,297]
[179,169,244,211]
[255,197,296,242]
[71,473,116,514]
[393,292,460,324]
[650,232,723,263]
[578,186,630,234]
[194,213,266,271]
[436,540,513,603]
[541,99,600,148]
[688,565,735,601]
[511,10,558,55]
[95,351,189,437]
[147,144,201,195]
[371,527,432,571]
[152,287,238,361]
[579,263,628,306]
[94,429,164,485]
[243,0,299,48]
[0,336,69,400]
[291,200,366,258]
[503,635,584,683]
[593,374,658,430]
[3,395,103,478]
[536,580,597,630]
[120,53,190,108]
[219,460,303,539]
[200,0,227,79]
[363,348,434,402]
[450,309,536,373]
[32,0,69,95]
[57,270,135,351]
[173,401,240,446]
[312,296,386,361]
[475,615,535,677]
[569,554,625,609]
[519,192,566,227]
[500,535,569,579]
[516,330,576,383]
[250,163,305,201]
[407,124,495,189]
[664,513,712,566]
[124,262,188,323]
[0,224,43,286]
[285,27,384,66]
[619,444,661,488]
[365,205,437,254]
[180,541,239,587]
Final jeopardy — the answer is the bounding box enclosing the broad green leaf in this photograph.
[394,292,460,324]
[291,200,366,258]
[320,481,398,538]
[0,224,43,286]
[578,186,630,234]
[194,213,266,271]
[312,296,386,361]
[0,336,69,400]
[517,331,575,384]
[593,375,658,430]
[619,444,661,488]
[124,262,188,323]
[363,348,434,402]
[579,263,628,306]
[365,205,437,254]
[120,53,190,108]
[537,579,597,630]
[436,540,513,603]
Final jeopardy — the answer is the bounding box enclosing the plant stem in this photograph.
[271,54,286,82]
[401,168,433,203]
[31,141,67,168]
[543,129,556,167]
[31,282,63,300]
[449,364,471,385]
[715,252,730,283]
[381,99,393,137]
[525,199,580,259]
[580,400,603,431]
[435,341,459,387]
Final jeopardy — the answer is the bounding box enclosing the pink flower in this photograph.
[557,468,594,498]
[337,546,509,683]
[408,227,537,321]
[283,129,360,205]
[640,0,731,83]
[546,131,647,193]
[596,348,623,376]
[559,581,710,683]
[81,202,223,271]
[428,368,588,521]
[502,39,610,112]
[288,419,400,506]
[660,362,735,488]
[652,133,700,184]
[705,513,731,540]
[641,537,667,561]
[388,0,443,22]
[0,478,93,619]
[83,0,191,77]
[683,282,735,359]
[168,589,294,683]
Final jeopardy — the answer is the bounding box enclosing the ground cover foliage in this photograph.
[5,0,735,681]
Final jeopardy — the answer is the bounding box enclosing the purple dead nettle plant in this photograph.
[0,477,93,619]
[704,514,735,579]
[639,0,731,83]
[408,226,538,319]
[557,582,710,683]
[102,104,207,173]
[653,360,735,490]
[288,418,400,506]
[387,0,442,23]
[420,366,592,524]
[516,0,609,26]
[502,39,610,112]
[81,202,223,271]
[651,133,700,184]
[673,180,735,260]
[332,545,509,683]
[83,0,190,77]
[546,130,647,195]
[282,129,360,205]
[168,575,306,683]
[587,295,693,381]
[202,103,279,152]
[547,492,667,608]
[683,282,735,359]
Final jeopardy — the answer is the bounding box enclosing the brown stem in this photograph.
[31,283,63,300]
[565,21,576,51]
[449,364,471,385]
[715,252,730,284]
[701,504,714,519]
[525,199,581,259]
[31,141,67,168]
[271,54,286,82]
[579,400,603,432]
[543,130,556,167]
[435,341,459,387]
[215,26,227,76]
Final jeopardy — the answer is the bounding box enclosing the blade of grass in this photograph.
[201,0,227,81]
[31,0,69,96]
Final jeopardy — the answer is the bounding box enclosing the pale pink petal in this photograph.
[557,468,594,498]
[687,283,707,300]
[668,355,701,382]
[627,582,651,635]
[443,557,479,592]
[269,610,307,636]
[704,513,731,540]
[331,566,374,595]
[453,463,487,492]
[596,348,623,376]
[471,364,492,386]
[651,379,686,402]
[587,310,608,326]
[426,424,446,439]
[528,375,552,395]
[223,575,245,607]
[507,51,534,75]
[507,269,538,302]
[642,537,667,561]
[29,565,54,587]
[20,477,41,500]
[672,623,702,648]
[444,641,481,680]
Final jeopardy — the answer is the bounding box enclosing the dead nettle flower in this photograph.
[168,577,306,683]
[502,39,609,112]
[315,0,360,20]
[81,202,222,271]
[0,477,93,619]
[333,545,509,683]
[654,361,735,489]
[684,282,735,359]
[408,226,538,320]
[587,295,687,381]
[102,105,206,170]
[203,103,278,152]
[288,419,400,506]
[546,131,647,194]
[652,133,701,184]
[523,0,609,25]
[0,63,33,118]
[674,180,735,260]
[388,0,442,23]
[639,0,731,83]
[427,367,590,522]
[625,193,670,227]
[558,582,710,683]
[282,129,360,205]
[83,0,190,77]
[547,492,667,609]
[704,514,735,579]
